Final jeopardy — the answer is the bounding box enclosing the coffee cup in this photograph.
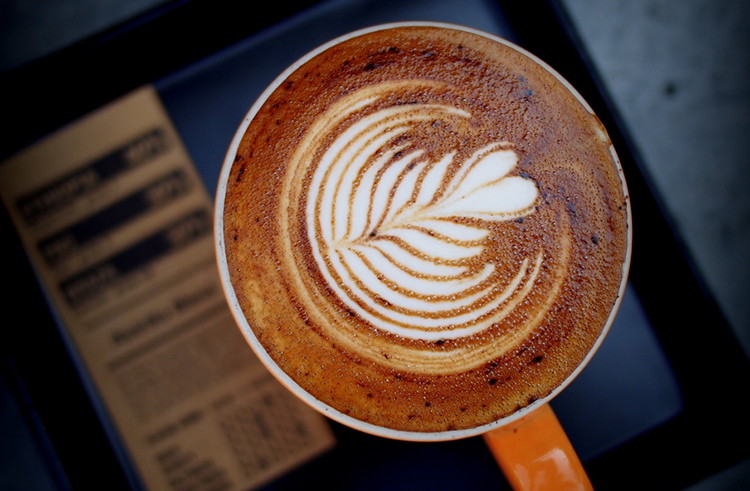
[215,22,631,490]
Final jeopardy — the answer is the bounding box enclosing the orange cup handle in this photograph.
[482,403,593,491]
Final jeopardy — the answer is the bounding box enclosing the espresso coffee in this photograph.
[217,24,630,436]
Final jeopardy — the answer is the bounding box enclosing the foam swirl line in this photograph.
[329,251,543,339]
[346,245,492,296]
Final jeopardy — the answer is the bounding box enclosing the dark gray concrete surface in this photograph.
[559,4,750,488]
[1,0,748,489]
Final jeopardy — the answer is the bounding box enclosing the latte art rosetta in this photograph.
[308,86,540,340]
[282,81,572,373]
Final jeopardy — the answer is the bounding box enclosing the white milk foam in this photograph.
[305,82,540,341]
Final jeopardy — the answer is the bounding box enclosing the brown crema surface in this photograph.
[221,25,630,433]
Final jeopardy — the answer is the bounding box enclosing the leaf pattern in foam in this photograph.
[302,90,550,342]
[330,140,540,315]
[371,143,539,256]
[429,144,537,220]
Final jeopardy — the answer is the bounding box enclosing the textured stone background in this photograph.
[1,0,748,489]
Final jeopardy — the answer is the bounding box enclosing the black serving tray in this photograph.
[2,1,749,490]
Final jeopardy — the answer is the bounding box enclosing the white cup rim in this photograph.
[214,21,633,442]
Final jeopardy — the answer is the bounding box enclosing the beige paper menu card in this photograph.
[0,85,335,491]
